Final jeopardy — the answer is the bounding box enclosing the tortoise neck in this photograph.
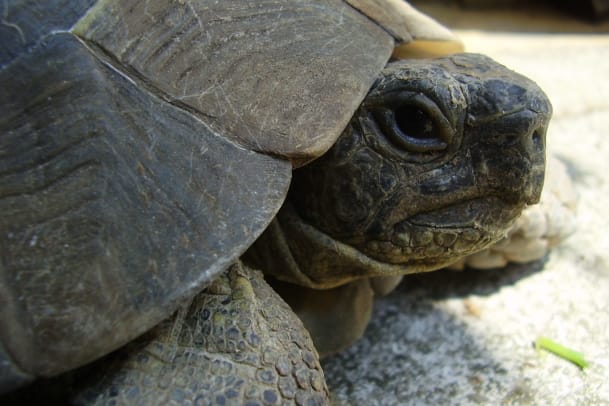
[244,203,425,290]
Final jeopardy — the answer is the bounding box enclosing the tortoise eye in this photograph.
[392,106,446,152]
[372,94,453,155]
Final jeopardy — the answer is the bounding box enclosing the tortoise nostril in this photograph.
[532,128,544,150]
[527,125,546,158]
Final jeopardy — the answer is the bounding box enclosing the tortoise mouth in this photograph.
[356,196,524,265]
[404,196,523,230]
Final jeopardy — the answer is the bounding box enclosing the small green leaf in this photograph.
[535,336,589,369]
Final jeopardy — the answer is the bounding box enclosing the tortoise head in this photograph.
[289,53,551,270]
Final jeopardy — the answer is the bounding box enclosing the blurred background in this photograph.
[324,1,609,404]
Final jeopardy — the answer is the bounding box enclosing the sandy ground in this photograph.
[324,5,609,405]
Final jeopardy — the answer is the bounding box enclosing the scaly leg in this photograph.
[73,263,328,405]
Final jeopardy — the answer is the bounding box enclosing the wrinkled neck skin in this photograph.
[247,203,452,290]
[248,53,552,290]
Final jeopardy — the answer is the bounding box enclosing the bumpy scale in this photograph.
[72,264,328,405]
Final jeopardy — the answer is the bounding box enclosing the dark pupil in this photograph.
[395,106,435,140]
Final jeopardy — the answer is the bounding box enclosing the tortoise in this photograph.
[0,0,553,404]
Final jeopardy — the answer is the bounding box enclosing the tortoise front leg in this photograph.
[71,263,328,405]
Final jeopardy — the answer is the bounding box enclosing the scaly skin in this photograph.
[70,263,328,405]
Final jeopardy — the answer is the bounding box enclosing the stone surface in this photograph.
[323,6,609,405]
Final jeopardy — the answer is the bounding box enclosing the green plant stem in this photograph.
[535,336,589,369]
